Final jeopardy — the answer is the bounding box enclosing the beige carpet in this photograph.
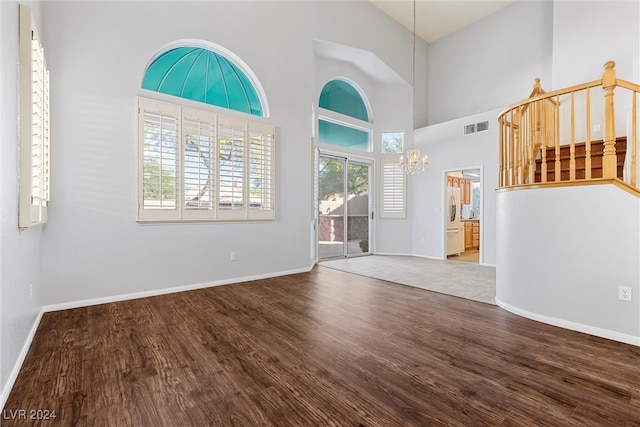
[319,255,496,305]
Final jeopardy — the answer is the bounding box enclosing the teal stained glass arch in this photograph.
[319,80,369,122]
[142,46,264,117]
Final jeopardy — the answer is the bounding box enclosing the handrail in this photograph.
[498,61,640,189]
[617,78,640,92]
[499,79,602,116]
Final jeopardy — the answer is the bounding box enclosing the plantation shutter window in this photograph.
[19,5,51,229]
[248,124,275,218]
[138,99,180,220]
[137,98,275,222]
[218,118,246,215]
[380,156,406,218]
[183,109,217,220]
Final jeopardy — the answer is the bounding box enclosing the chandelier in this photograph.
[400,148,429,175]
[400,0,428,175]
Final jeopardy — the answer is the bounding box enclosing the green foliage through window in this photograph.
[381,132,404,154]
[319,160,368,201]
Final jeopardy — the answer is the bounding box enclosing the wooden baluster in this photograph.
[499,116,504,187]
[515,110,520,185]
[555,94,560,169]
[506,111,512,186]
[516,107,529,185]
[602,61,617,178]
[501,115,508,187]
[570,92,576,181]
[518,109,523,185]
[585,88,592,180]
[510,110,516,186]
[555,94,561,181]
[532,79,540,184]
[541,100,548,183]
[528,103,535,183]
[632,92,637,186]
[501,113,506,186]
[517,111,521,185]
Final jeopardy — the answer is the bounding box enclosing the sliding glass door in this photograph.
[318,155,370,259]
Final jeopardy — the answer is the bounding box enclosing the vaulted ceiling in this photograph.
[369,0,515,43]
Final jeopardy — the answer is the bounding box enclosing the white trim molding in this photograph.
[495,297,640,347]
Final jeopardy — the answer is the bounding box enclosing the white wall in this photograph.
[550,1,640,143]
[0,0,46,406]
[38,1,419,307]
[412,109,500,266]
[38,1,311,306]
[496,185,640,344]
[427,0,553,125]
[374,83,415,255]
[551,0,639,88]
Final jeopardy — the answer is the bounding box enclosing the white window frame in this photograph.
[380,155,406,218]
[317,108,373,153]
[19,5,50,230]
[137,97,275,222]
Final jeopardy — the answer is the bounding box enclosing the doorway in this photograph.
[445,168,481,264]
[318,155,371,259]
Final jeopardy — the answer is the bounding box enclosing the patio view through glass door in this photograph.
[318,155,370,259]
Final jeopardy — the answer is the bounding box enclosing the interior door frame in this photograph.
[441,165,484,264]
[317,150,373,261]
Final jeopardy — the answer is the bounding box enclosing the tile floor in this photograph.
[319,255,496,305]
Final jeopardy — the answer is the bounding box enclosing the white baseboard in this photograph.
[495,297,640,347]
[0,310,44,410]
[43,266,312,313]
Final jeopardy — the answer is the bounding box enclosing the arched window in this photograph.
[137,42,274,222]
[318,79,371,152]
[142,45,266,117]
[319,79,369,121]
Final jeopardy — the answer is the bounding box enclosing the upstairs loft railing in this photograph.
[498,61,640,189]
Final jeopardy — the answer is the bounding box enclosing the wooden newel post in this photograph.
[602,61,617,178]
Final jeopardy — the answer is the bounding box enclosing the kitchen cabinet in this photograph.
[464,222,473,249]
[463,219,479,249]
[463,180,471,205]
[447,176,471,204]
[472,221,479,248]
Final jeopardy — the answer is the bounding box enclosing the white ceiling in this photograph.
[369,0,516,43]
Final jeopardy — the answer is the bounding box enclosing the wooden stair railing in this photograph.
[498,61,640,190]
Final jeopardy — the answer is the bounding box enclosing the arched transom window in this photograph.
[318,79,372,152]
[142,45,266,117]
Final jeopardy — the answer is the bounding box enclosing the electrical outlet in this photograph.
[29,283,33,299]
[230,252,236,261]
[618,286,632,302]
[593,124,601,132]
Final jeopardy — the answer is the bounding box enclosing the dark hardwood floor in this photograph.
[3,266,640,426]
